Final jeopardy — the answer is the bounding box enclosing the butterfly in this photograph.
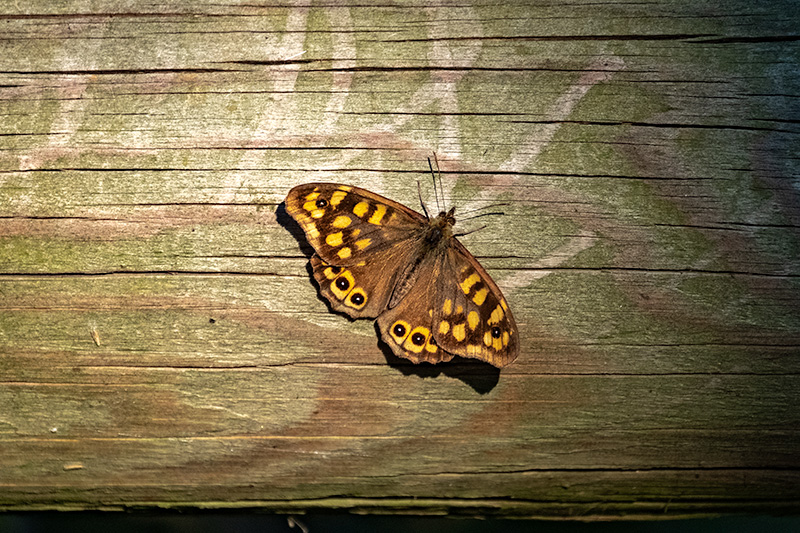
[284,180,519,368]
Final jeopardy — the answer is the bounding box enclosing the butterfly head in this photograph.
[426,207,457,245]
[433,206,456,226]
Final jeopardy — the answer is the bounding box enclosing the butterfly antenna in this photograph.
[434,152,446,212]
[460,211,506,223]
[417,180,430,220]
[427,156,441,213]
[454,224,488,238]
[457,202,510,221]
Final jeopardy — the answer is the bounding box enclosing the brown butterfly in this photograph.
[284,180,519,368]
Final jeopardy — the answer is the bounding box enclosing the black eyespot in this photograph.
[393,323,406,337]
[329,266,342,274]
[316,198,328,208]
[350,292,365,305]
[411,332,426,346]
[335,277,350,291]
[491,326,502,338]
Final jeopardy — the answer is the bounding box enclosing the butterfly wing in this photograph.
[434,240,519,367]
[285,183,426,319]
[309,246,415,319]
[376,239,519,368]
[285,183,426,264]
[374,252,457,365]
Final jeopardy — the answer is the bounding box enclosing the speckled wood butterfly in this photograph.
[285,180,519,368]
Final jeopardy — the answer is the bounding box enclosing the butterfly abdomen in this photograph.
[389,211,456,308]
[388,253,427,309]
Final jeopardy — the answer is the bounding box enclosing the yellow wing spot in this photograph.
[338,247,352,260]
[456,305,464,314]
[439,320,450,335]
[460,273,481,295]
[306,223,320,239]
[483,330,492,347]
[503,331,509,347]
[467,311,480,330]
[442,299,452,315]
[489,304,504,324]
[355,238,371,250]
[332,215,352,228]
[500,298,508,311]
[323,266,339,280]
[452,323,466,342]
[302,200,317,212]
[403,326,431,354]
[351,228,361,238]
[425,336,438,353]
[368,204,387,225]
[493,337,503,351]
[472,287,488,306]
[330,190,347,206]
[311,209,325,219]
[326,232,343,247]
[353,201,369,218]
[305,192,320,201]
[338,185,352,192]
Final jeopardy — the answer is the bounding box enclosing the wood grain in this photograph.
[1,0,799,519]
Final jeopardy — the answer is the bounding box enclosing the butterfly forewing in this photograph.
[433,241,519,367]
[285,183,425,267]
[287,183,427,320]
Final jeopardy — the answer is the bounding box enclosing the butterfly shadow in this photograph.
[277,200,501,394]
[276,201,316,258]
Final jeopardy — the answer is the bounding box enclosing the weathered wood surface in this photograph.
[1,0,799,519]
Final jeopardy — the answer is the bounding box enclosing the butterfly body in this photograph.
[285,183,518,368]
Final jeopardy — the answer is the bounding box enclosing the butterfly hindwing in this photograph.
[309,241,417,319]
[374,252,457,364]
[375,241,518,367]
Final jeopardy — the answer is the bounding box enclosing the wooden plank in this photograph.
[1,0,799,519]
